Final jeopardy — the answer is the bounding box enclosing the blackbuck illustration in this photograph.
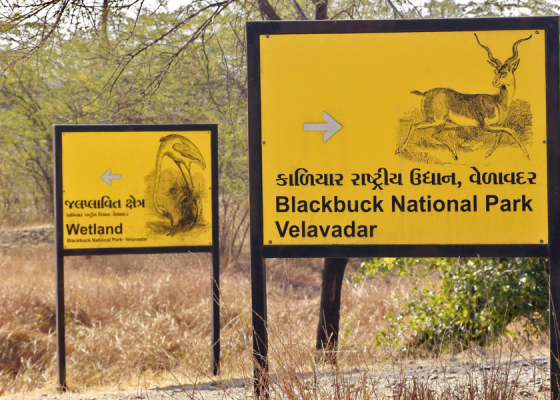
[396,33,532,161]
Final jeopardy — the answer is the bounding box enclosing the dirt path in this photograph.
[0,225,53,249]
[5,353,550,400]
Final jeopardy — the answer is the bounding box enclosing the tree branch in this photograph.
[288,0,307,20]
[386,0,404,18]
[312,0,327,20]
[257,0,281,20]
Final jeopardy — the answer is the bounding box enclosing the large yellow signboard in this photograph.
[61,129,213,249]
[260,30,548,245]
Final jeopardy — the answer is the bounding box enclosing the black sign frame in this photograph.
[247,17,560,398]
[54,124,220,390]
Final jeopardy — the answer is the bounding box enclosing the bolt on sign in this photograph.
[247,17,560,398]
[53,125,220,391]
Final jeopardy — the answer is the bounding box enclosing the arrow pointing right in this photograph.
[304,111,343,142]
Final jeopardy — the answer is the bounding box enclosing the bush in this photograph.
[354,257,549,352]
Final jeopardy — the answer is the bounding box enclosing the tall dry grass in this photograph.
[0,248,415,395]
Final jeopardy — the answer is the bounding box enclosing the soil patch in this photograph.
[5,352,550,400]
[0,225,54,249]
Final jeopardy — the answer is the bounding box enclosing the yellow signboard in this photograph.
[260,30,548,245]
[61,129,213,249]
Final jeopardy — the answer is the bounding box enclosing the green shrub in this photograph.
[354,257,549,352]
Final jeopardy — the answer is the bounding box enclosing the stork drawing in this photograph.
[153,134,206,229]
[396,33,533,161]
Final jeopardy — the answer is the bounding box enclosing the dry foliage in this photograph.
[0,247,551,399]
[0,248,410,394]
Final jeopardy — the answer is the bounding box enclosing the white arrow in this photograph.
[304,111,343,142]
[101,169,122,186]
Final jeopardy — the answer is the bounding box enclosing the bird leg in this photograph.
[176,162,194,190]
[153,150,175,227]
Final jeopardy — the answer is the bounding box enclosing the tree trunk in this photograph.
[313,0,328,20]
[316,257,348,359]
[102,0,109,38]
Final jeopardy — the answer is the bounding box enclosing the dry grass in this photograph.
[0,247,551,400]
[0,209,50,231]
[0,248,418,395]
[248,338,550,400]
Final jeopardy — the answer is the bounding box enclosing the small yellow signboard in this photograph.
[259,30,548,245]
[60,129,213,249]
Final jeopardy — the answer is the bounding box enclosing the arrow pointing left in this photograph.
[101,169,122,186]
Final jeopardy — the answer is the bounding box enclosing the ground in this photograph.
[2,350,551,399]
[0,225,552,399]
[0,225,53,249]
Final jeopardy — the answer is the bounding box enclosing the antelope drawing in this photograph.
[396,33,532,161]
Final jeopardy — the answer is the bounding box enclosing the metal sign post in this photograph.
[54,124,220,390]
[247,17,560,398]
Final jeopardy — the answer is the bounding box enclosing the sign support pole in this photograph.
[211,250,220,375]
[210,135,221,375]
[55,249,66,390]
[210,126,221,375]
[546,17,560,399]
[247,20,268,398]
[551,249,560,399]
[251,252,268,398]
[54,130,67,392]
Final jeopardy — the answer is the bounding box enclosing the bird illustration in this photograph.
[153,134,206,227]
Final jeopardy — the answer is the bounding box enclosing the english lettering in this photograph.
[274,221,377,238]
